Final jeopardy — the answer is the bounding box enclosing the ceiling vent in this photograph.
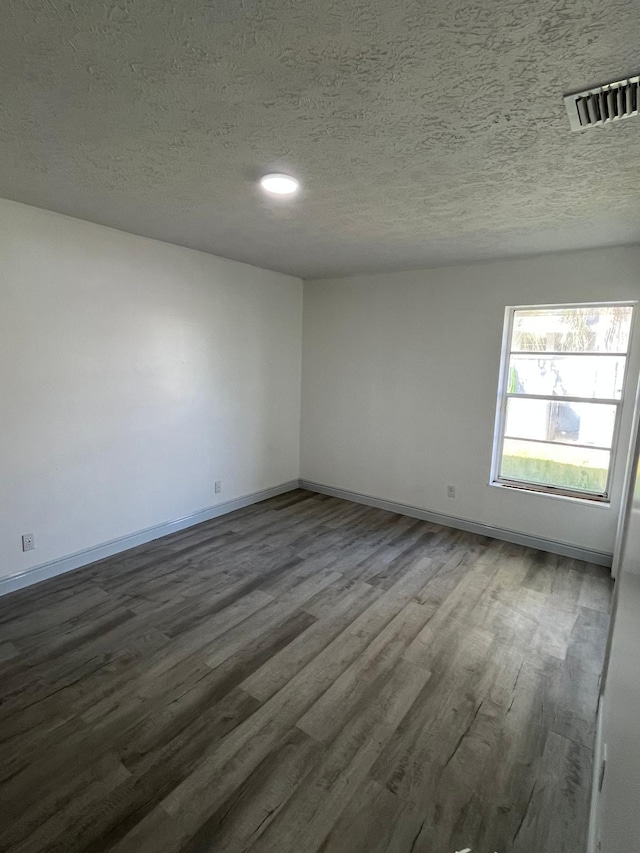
[564,75,639,131]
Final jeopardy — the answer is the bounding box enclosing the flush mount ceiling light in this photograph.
[259,173,300,196]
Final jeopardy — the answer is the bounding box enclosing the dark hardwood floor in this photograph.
[0,490,613,853]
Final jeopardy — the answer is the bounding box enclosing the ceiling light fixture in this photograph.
[259,173,300,196]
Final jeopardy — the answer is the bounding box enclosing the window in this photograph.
[492,303,635,502]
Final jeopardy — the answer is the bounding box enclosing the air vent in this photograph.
[564,75,639,131]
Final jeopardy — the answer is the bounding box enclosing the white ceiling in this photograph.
[1,0,639,279]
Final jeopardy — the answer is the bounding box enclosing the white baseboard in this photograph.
[2,476,611,598]
[0,480,299,597]
[299,480,613,567]
[586,693,605,853]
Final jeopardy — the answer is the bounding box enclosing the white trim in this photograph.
[491,301,637,503]
[502,435,613,454]
[611,350,640,578]
[506,392,621,406]
[0,480,299,597]
[490,305,514,485]
[586,694,606,853]
[489,480,611,507]
[505,300,637,311]
[299,480,613,567]
[510,350,629,357]
[2,475,613,598]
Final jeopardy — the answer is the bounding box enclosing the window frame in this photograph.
[490,301,636,504]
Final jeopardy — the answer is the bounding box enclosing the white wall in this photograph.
[590,422,640,852]
[0,199,303,582]
[301,248,640,556]
[595,572,640,852]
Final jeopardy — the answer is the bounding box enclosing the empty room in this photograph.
[1,2,640,852]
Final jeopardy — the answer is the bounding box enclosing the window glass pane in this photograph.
[511,305,633,353]
[508,354,626,399]
[504,398,616,448]
[500,439,610,494]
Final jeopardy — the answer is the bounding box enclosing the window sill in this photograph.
[489,480,612,508]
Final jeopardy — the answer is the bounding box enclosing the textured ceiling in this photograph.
[1,0,639,279]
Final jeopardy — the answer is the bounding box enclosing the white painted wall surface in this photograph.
[301,248,640,555]
[0,199,302,582]
[595,572,640,852]
[590,431,640,851]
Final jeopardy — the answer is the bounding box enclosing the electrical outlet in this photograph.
[22,533,35,552]
[447,485,456,499]
[215,481,222,494]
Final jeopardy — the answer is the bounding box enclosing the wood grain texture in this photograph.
[0,490,612,853]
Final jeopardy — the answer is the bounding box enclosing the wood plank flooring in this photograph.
[0,489,613,852]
